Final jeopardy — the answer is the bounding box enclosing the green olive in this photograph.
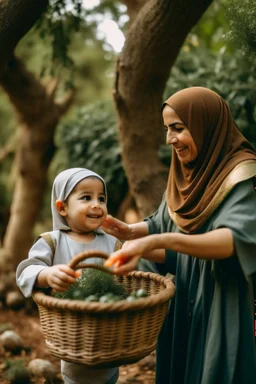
[126,296,137,302]
[112,296,123,302]
[99,295,112,303]
[136,289,148,298]
[72,289,84,300]
[84,295,99,302]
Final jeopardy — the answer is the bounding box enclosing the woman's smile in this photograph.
[175,146,188,153]
[163,105,198,164]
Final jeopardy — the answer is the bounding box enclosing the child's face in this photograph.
[59,177,107,233]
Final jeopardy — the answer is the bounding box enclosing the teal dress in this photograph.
[144,178,256,384]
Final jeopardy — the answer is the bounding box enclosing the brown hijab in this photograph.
[164,87,256,233]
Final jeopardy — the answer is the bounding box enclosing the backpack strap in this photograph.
[36,233,121,255]
[114,239,123,251]
[36,232,55,254]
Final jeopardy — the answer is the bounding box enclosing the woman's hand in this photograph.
[104,237,165,275]
[37,265,81,292]
[104,239,146,275]
[105,240,142,275]
[101,215,149,241]
[101,215,132,240]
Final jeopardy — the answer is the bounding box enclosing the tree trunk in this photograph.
[0,0,49,79]
[121,0,148,22]
[0,57,74,269]
[114,0,213,217]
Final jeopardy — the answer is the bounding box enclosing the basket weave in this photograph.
[33,250,175,368]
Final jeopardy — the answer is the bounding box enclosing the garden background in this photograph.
[0,1,255,383]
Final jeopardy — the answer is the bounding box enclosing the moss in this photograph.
[53,267,126,300]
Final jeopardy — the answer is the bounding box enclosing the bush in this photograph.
[165,44,256,146]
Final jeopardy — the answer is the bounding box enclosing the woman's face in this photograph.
[163,105,198,164]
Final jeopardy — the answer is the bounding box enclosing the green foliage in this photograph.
[54,267,126,300]
[56,100,128,215]
[36,0,85,79]
[58,101,121,183]
[67,35,116,106]
[224,0,256,63]
[165,44,256,147]
[16,25,116,108]
[34,0,126,86]
[192,1,232,52]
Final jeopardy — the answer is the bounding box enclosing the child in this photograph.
[16,167,121,384]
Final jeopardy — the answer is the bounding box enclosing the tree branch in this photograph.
[0,146,13,163]
[58,89,76,115]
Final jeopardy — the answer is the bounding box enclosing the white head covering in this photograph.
[51,168,107,233]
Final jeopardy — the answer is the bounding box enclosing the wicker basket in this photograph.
[33,250,175,368]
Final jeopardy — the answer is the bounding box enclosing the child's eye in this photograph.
[82,195,91,201]
[99,196,106,203]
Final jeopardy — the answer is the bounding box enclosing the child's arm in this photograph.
[36,265,80,292]
[16,237,80,297]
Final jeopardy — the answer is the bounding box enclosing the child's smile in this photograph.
[59,176,107,234]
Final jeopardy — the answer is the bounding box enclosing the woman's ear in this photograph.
[56,200,67,217]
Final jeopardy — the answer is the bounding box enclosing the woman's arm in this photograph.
[105,228,234,274]
[149,228,234,258]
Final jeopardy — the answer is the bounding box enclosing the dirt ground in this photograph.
[0,306,156,384]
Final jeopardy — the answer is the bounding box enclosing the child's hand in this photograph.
[41,265,81,292]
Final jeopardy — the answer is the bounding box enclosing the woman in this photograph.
[103,87,256,383]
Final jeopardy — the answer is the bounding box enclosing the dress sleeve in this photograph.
[212,178,256,279]
[16,238,54,298]
[143,191,177,275]
[144,191,172,234]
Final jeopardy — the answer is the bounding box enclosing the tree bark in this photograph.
[121,0,148,22]
[114,0,213,217]
[0,57,74,268]
[0,0,49,79]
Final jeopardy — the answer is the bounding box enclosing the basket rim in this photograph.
[33,270,175,313]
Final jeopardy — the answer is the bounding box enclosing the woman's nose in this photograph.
[166,131,178,145]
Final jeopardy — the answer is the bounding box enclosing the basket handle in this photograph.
[68,249,115,275]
